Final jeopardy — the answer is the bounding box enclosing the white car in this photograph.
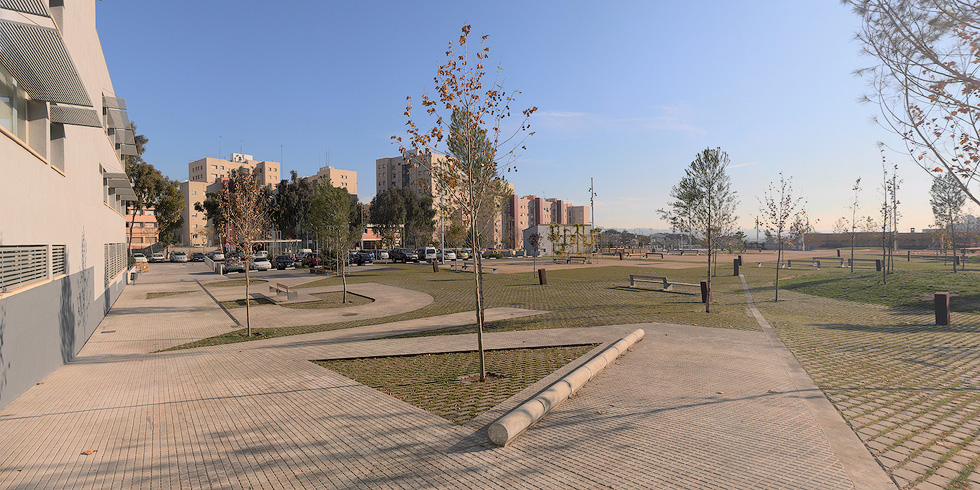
[417,247,437,262]
[169,251,188,263]
[149,252,166,263]
[437,249,456,260]
[132,253,148,263]
[249,256,272,271]
[376,249,390,260]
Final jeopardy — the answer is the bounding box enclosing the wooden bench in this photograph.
[450,262,498,274]
[629,274,700,293]
[568,256,588,264]
[269,282,298,300]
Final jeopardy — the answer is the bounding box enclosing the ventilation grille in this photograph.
[0,245,47,291]
[52,245,65,275]
[104,242,126,286]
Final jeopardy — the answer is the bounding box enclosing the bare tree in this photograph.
[219,169,269,337]
[527,232,542,276]
[833,178,864,273]
[931,170,967,271]
[395,25,536,381]
[849,0,980,206]
[759,173,804,302]
[666,147,739,312]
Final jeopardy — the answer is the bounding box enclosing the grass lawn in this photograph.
[219,297,276,309]
[146,291,191,299]
[780,262,980,313]
[281,291,373,310]
[204,278,268,287]
[170,263,760,350]
[314,344,596,424]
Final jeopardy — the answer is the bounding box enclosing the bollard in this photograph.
[619,252,624,260]
[537,268,547,285]
[955,256,961,266]
[837,249,841,257]
[700,280,710,304]
[733,258,740,276]
[738,255,743,266]
[432,261,439,273]
[907,250,911,262]
[875,259,882,272]
[935,292,950,326]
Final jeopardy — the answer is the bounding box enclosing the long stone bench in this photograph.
[628,274,699,293]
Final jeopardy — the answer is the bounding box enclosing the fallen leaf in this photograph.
[594,410,606,415]
[767,389,781,394]
[82,449,97,455]
[716,391,725,394]
[36,382,44,385]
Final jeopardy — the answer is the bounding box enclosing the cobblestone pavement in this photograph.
[0,265,890,488]
[749,276,980,489]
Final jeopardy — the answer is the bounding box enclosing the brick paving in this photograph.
[0,263,891,488]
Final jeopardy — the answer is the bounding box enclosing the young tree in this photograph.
[271,171,315,240]
[306,180,358,303]
[849,0,980,206]
[931,171,967,271]
[759,174,804,302]
[395,25,536,381]
[219,169,269,337]
[527,232,542,275]
[833,178,864,273]
[666,147,738,312]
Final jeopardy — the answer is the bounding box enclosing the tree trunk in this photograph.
[471,219,486,382]
[245,264,251,337]
[850,234,855,274]
[341,248,348,303]
[775,242,782,302]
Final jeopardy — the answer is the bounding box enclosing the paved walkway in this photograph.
[0,265,894,488]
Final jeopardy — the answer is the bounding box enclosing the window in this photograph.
[192,190,197,195]
[0,64,29,141]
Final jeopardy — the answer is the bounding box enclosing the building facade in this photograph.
[126,205,159,250]
[503,195,590,250]
[179,180,209,246]
[0,1,136,409]
[311,165,357,195]
[187,153,280,187]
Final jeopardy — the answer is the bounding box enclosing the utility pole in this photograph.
[589,178,597,257]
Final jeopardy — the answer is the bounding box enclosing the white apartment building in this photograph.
[0,1,137,409]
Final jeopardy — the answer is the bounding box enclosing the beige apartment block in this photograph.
[125,205,159,249]
[311,165,357,195]
[376,151,445,197]
[503,195,589,250]
[187,153,280,187]
[179,181,209,246]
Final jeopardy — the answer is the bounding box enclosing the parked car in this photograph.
[302,253,322,267]
[417,247,438,263]
[455,249,471,260]
[169,251,188,263]
[210,251,225,261]
[437,249,457,261]
[249,255,272,271]
[390,248,419,263]
[348,251,374,266]
[149,252,166,263]
[190,252,206,262]
[223,256,245,273]
[375,249,390,260]
[275,254,296,270]
[132,253,148,263]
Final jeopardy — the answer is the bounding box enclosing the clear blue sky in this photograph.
[95,1,952,232]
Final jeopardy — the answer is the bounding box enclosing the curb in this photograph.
[487,328,644,446]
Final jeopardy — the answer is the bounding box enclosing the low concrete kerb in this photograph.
[487,328,645,447]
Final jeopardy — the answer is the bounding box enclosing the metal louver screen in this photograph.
[52,245,65,275]
[0,245,48,291]
[104,242,125,286]
[0,19,92,106]
[50,105,102,127]
[0,0,51,17]
[102,95,126,110]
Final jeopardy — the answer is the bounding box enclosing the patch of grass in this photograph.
[146,291,191,299]
[282,291,374,310]
[169,262,761,350]
[314,344,596,424]
[781,266,980,313]
[219,297,276,309]
[204,279,268,287]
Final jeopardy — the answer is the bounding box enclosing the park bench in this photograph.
[269,282,299,300]
[628,274,699,293]
[309,265,330,275]
[813,257,846,268]
[450,261,498,274]
[785,259,822,269]
[644,252,664,259]
[568,255,588,264]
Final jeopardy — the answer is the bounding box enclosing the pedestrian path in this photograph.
[0,266,893,488]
